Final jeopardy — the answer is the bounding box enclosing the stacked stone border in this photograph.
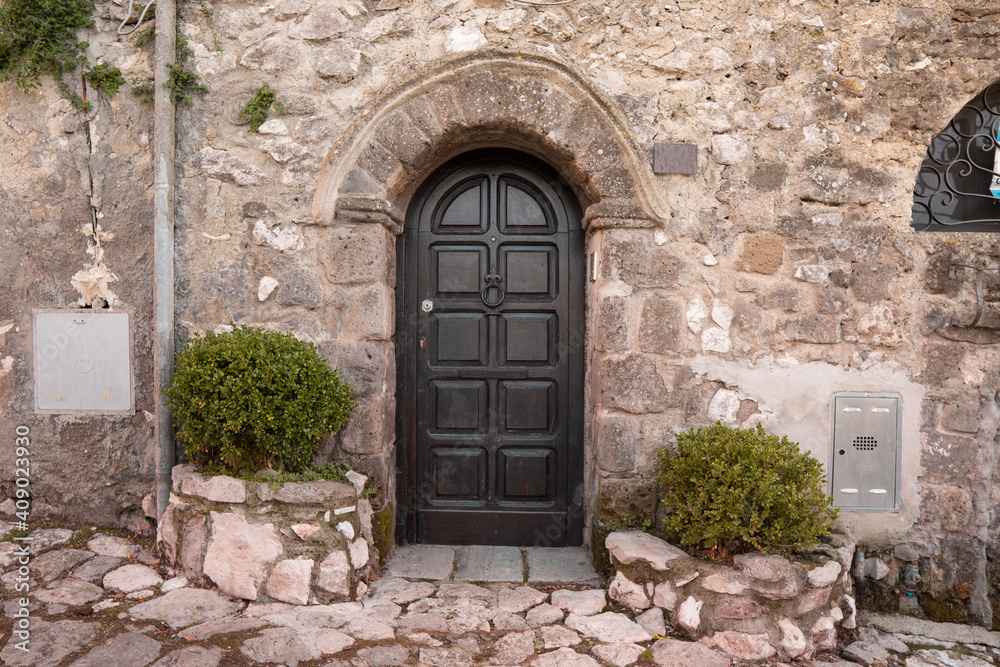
[605,530,857,662]
[158,465,376,604]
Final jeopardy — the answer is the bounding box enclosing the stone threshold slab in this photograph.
[385,545,600,585]
[859,611,1000,648]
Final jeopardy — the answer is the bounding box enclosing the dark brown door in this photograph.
[398,150,584,546]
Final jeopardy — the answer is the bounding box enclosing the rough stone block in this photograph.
[639,297,683,355]
[340,283,394,341]
[924,251,962,297]
[240,39,301,72]
[597,477,658,524]
[768,286,800,312]
[180,516,207,578]
[375,111,431,170]
[158,506,179,565]
[394,102,440,151]
[425,84,466,134]
[781,315,841,344]
[601,230,683,288]
[339,394,394,455]
[922,432,980,481]
[606,531,687,570]
[266,558,314,605]
[323,225,391,284]
[356,140,403,183]
[595,412,640,473]
[598,296,630,351]
[733,553,793,582]
[737,234,784,275]
[817,286,855,316]
[942,401,979,433]
[599,355,669,414]
[318,551,351,597]
[313,39,369,82]
[288,5,350,40]
[456,70,518,128]
[203,512,283,600]
[590,166,634,199]
[272,480,355,505]
[268,260,324,309]
[922,344,966,387]
[795,154,893,205]
[652,638,730,667]
[180,474,247,504]
[711,631,776,661]
[851,261,894,302]
[920,483,973,530]
[609,571,650,611]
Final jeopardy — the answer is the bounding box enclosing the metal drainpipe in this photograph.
[153,0,177,518]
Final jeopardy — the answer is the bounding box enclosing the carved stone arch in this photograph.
[312,51,670,233]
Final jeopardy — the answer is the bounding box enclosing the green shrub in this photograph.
[0,0,95,110]
[656,421,837,558]
[239,82,284,132]
[86,62,124,97]
[166,326,354,476]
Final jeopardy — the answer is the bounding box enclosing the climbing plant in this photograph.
[0,0,96,109]
[86,61,125,97]
[164,35,207,105]
[239,82,284,132]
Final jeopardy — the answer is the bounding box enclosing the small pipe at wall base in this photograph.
[153,0,177,518]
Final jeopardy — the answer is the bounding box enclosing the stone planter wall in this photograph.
[157,465,376,605]
[606,530,857,662]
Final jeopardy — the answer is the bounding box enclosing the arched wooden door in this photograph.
[398,150,585,546]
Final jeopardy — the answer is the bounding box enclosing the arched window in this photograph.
[912,81,1000,232]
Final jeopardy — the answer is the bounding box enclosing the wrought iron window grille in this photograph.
[912,82,1000,232]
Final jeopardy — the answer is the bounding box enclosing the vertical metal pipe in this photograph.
[153,0,177,518]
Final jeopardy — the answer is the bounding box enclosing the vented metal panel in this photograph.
[33,310,134,414]
[830,394,900,511]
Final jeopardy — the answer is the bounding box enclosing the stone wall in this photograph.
[160,465,376,603]
[605,530,857,662]
[5,0,1000,628]
[0,0,157,530]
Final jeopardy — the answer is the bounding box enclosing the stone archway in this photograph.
[312,51,669,232]
[313,52,668,546]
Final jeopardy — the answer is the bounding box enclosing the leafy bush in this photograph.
[166,326,354,476]
[86,62,124,97]
[239,82,284,132]
[0,0,95,109]
[656,421,837,558]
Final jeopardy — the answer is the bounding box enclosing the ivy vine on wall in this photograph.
[1,0,133,111]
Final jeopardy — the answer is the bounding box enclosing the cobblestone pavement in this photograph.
[2,522,1000,666]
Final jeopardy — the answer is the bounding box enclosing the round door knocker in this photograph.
[481,267,505,307]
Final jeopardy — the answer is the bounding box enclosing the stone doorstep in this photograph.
[383,545,601,586]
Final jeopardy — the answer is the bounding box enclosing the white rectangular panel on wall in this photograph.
[33,310,134,414]
[829,393,901,512]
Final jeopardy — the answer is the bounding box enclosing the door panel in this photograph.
[400,150,584,546]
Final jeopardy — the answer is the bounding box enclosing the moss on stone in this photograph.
[372,502,394,567]
[919,592,968,623]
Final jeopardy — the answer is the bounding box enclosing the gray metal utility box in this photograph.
[829,393,901,512]
[33,310,134,414]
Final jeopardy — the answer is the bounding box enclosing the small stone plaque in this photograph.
[653,143,698,175]
[33,310,134,414]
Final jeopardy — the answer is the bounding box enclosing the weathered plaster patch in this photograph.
[71,223,120,308]
[690,355,922,543]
